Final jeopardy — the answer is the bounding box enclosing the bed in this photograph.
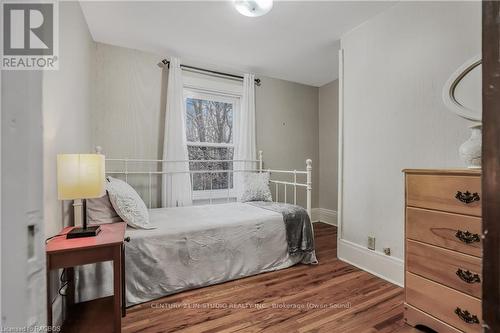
[76,202,315,306]
[75,150,316,306]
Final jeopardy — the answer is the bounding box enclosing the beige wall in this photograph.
[318,80,338,211]
[91,43,323,209]
[91,43,164,160]
[255,77,319,208]
[90,42,164,207]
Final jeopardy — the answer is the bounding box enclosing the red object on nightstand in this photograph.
[46,222,127,332]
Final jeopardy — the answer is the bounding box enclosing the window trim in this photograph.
[184,88,240,200]
[192,188,236,201]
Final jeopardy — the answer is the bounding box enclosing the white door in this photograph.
[1,70,46,328]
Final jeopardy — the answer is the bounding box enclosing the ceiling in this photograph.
[80,1,394,87]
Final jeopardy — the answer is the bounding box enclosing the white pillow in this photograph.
[87,192,122,224]
[106,177,156,229]
[240,172,273,202]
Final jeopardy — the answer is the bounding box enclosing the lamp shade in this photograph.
[57,154,105,200]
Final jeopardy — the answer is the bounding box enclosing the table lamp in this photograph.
[57,154,105,238]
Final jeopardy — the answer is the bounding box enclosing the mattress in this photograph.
[75,202,306,306]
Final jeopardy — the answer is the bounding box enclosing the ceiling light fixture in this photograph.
[234,0,273,17]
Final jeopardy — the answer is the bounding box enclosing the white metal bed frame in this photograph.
[99,147,312,217]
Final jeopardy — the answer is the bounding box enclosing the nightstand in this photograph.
[46,222,127,332]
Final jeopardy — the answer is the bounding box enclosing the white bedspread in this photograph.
[75,203,311,306]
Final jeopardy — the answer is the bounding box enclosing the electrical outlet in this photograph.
[383,248,391,256]
[367,236,375,250]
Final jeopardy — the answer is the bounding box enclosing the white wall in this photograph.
[43,1,94,237]
[42,1,95,325]
[338,1,480,285]
[319,80,338,212]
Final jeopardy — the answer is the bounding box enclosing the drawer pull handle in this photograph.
[455,191,480,204]
[455,230,481,244]
[454,307,480,324]
[456,268,481,284]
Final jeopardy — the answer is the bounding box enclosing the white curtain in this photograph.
[161,57,192,207]
[234,73,257,200]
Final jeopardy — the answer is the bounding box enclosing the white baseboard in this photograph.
[312,208,337,226]
[337,238,404,287]
[311,208,320,223]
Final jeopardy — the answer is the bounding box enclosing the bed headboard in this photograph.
[99,146,312,216]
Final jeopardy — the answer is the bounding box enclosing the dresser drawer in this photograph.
[406,207,482,257]
[407,240,482,298]
[405,303,461,333]
[406,272,482,333]
[406,174,481,216]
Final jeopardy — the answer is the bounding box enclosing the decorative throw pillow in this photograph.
[86,192,122,224]
[240,172,273,202]
[106,177,156,229]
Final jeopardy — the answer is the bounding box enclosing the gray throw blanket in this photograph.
[249,201,317,263]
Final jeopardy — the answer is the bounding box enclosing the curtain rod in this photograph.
[157,59,261,86]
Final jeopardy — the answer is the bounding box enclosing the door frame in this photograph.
[482,1,500,332]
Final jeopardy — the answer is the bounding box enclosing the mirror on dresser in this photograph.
[442,56,482,169]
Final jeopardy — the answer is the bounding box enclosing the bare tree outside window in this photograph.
[185,95,235,192]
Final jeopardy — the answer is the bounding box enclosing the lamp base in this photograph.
[66,225,101,239]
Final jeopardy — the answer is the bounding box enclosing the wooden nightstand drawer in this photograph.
[406,272,482,333]
[406,207,482,257]
[407,240,482,298]
[406,174,481,216]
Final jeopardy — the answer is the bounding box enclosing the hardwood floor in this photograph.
[123,223,407,333]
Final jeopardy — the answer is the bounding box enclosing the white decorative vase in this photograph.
[459,123,482,168]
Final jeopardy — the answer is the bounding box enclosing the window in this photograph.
[184,89,239,199]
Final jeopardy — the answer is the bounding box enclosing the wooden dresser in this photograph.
[403,169,482,333]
